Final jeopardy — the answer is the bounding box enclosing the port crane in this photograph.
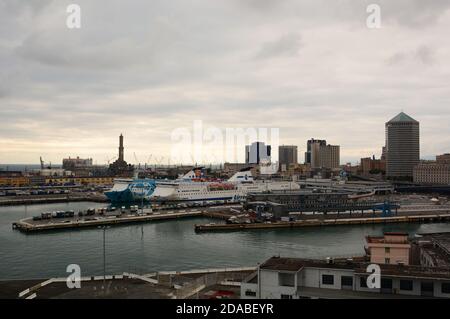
[371,201,399,217]
[105,156,116,165]
[39,156,52,169]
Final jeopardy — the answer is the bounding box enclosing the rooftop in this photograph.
[259,256,450,279]
[387,112,419,124]
[415,232,450,267]
[366,232,409,244]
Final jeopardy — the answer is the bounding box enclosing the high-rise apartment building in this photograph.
[307,139,340,169]
[279,145,298,172]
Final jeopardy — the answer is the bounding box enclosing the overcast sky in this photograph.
[1,0,450,165]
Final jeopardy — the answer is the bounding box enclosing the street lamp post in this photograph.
[98,225,110,292]
[141,183,144,214]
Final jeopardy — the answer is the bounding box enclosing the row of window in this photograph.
[321,274,450,294]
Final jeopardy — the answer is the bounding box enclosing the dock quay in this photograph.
[12,209,205,233]
[0,194,108,206]
[11,205,239,233]
[194,213,450,232]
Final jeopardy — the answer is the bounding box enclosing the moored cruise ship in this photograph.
[149,168,300,202]
[105,167,300,203]
[104,178,156,202]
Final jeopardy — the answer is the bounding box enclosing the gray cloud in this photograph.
[386,45,437,66]
[1,0,450,164]
[415,45,436,65]
[255,33,303,59]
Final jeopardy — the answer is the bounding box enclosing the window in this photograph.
[421,282,434,296]
[381,278,393,290]
[245,290,256,297]
[360,276,368,288]
[400,280,413,291]
[442,282,450,294]
[341,276,353,287]
[281,294,293,299]
[278,273,295,287]
[385,247,390,253]
[385,258,390,264]
[322,274,334,285]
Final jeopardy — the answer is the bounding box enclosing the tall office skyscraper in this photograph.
[385,112,420,179]
[245,142,271,164]
[279,145,298,171]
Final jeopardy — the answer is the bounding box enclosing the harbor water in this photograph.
[1,202,450,280]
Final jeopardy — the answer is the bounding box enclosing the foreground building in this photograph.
[241,256,450,299]
[365,233,411,265]
[385,112,420,180]
[412,232,450,268]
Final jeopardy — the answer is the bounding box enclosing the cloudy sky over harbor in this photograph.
[1,0,450,165]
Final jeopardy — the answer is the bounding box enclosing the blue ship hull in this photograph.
[104,189,135,202]
[105,179,156,203]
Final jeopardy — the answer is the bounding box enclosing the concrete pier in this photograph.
[194,213,450,232]
[13,209,204,233]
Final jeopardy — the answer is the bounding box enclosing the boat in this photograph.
[149,167,300,202]
[105,167,300,203]
[104,178,156,202]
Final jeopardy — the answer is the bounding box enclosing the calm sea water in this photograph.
[1,202,450,280]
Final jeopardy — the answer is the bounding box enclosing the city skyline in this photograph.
[1,1,450,164]
[0,112,443,166]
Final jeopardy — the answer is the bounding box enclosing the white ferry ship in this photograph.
[149,168,300,202]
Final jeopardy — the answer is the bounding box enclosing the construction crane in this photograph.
[105,156,116,165]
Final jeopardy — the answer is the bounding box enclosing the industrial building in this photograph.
[62,157,93,170]
[385,112,420,180]
[245,191,398,219]
[0,171,30,187]
[360,156,386,175]
[44,176,114,186]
